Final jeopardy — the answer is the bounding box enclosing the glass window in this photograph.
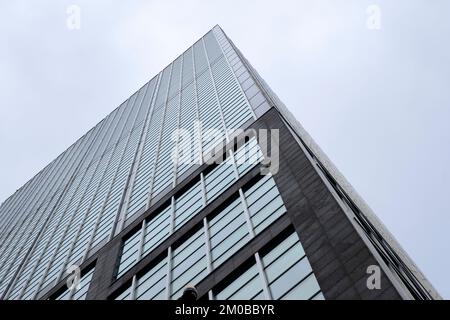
[208,198,250,269]
[135,257,168,300]
[142,206,171,256]
[234,137,263,177]
[204,159,236,204]
[182,48,194,87]
[115,258,169,301]
[174,181,203,230]
[279,273,321,300]
[72,268,95,300]
[117,204,172,279]
[117,229,142,278]
[114,286,132,300]
[244,175,286,235]
[311,292,325,300]
[261,232,322,300]
[151,96,179,198]
[170,228,207,299]
[193,40,208,75]
[214,231,323,301]
[215,264,263,300]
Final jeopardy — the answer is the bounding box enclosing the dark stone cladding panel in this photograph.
[41,107,402,300]
[252,108,402,300]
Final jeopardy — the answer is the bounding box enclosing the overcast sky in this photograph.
[1,0,449,298]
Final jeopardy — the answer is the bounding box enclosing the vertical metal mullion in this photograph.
[67,274,77,301]
[165,248,172,300]
[203,217,214,301]
[203,218,213,274]
[170,197,175,234]
[130,275,137,300]
[228,146,249,250]
[255,252,272,300]
[137,220,146,261]
[238,189,256,238]
[228,149,240,181]
[200,173,207,206]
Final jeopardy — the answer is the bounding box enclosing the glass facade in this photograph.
[0,27,261,300]
[215,231,323,300]
[0,24,327,301]
[113,169,288,300]
[116,137,263,278]
[1,24,425,301]
[115,228,324,301]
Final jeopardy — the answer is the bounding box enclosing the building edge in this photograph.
[215,25,441,300]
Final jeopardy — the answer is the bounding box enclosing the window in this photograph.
[214,231,324,300]
[114,286,132,300]
[117,229,142,278]
[170,228,207,299]
[117,204,172,278]
[244,174,286,235]
[215,263,263,300]
[204,158,236,204]
[209,197,250,269]
[261,232,322,300]
[174,180,203,230]
[234,137,263,177]
[116,138,278,288]
[135,257,168,300]
[115,227,209,300]
[142,206,172,256]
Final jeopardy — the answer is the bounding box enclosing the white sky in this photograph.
[1,0,449,298]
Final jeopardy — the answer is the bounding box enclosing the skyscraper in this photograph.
[0,25,440,300]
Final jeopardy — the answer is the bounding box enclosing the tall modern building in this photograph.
[0,26,440,301]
